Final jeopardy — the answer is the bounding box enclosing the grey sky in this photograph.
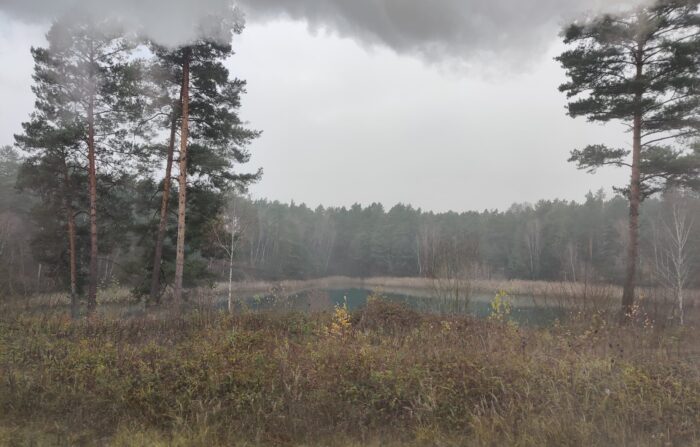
[237,0,648,65]
[231,20,628,211]
[0,2,635,211]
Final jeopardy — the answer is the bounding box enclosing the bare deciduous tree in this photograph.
[651,193,694,325]
[212,197,246,312]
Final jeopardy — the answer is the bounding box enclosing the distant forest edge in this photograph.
[2,143,698,298]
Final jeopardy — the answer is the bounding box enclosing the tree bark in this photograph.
[228,229,234,312]
[62,164,79,318]
[149,98,180,303]
[86,46,98,314]
[621,48,644,321]
[68,209,78,317]
[173,50,191,305]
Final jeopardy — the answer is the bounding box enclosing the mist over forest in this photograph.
[2,155,699,294]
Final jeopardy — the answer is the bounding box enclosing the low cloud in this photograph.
[1,0,651,61]
[237,0,650,63]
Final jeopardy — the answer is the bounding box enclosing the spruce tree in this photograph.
[556,0,700,317]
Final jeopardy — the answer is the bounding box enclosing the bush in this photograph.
[352,295,422,334]
[0,305,698,446]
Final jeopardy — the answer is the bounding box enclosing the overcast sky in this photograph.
[0,2,635,212]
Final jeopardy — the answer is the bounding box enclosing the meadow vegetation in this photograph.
[1,296,698,446]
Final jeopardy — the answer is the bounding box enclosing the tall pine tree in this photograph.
[149,13,260,304]
[16,15,145,313]
[557,0,700,317]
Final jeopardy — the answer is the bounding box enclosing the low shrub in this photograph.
[352,295,422,334]
[0,305,698,446]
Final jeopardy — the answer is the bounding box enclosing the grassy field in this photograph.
[219,276,699,298]
[1,296,699,447]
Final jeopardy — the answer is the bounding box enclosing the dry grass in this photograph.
[223,276,699,299]
[17,285,136,308]
[8,277,699,327]
[0,298,698,446]
[222,277,698,318]
[11,276,700,302]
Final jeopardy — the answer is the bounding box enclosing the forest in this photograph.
[3,161,699,295]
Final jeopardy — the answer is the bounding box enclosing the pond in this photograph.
[17,283,694,326]
[24,287,573,326]
[229,287,567,326]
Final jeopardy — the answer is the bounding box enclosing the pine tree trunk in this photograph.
[63,166,79,318]
[68,210,78,317]
[228,238,234,313]
[173,50,191,305]
[621,117,641,319]
[86,63,98,315]
[621,50,644,322]
[149,101,179,303]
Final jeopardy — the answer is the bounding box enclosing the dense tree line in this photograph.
[210,192,700,288]
[3,147,698,297]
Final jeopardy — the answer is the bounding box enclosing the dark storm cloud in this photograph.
[0,0,242,46]
[1,0,651,58]
[236,0,651,61]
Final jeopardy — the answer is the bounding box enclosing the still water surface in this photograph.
[231,287,565,326]
[42,287,569,326]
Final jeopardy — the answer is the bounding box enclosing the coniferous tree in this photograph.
[15,34,87,311]
[16,15,146,313]
[150,15,260,303]
[173,47,191,304]
[146,67,181,302]
[556,0,700,317]
[15,135,84,313]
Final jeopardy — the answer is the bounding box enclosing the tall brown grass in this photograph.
[1,299,698,446]
[9,277,698,327]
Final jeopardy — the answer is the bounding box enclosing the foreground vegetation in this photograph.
[1,297,698,446]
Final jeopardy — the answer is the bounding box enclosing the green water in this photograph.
[24,287,566,326]
[235,288,565,326]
